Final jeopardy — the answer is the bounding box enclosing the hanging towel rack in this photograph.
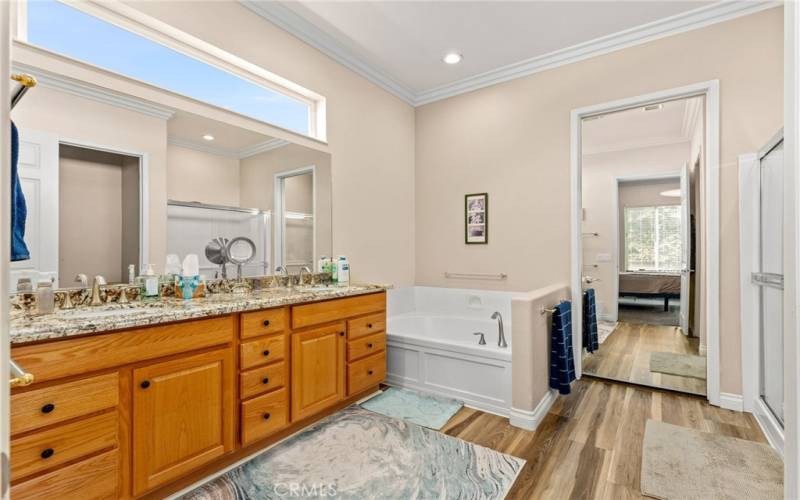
[582,232,599,237]
[444,271,507,280]
[11,73,37,110]
[540,305,558,315]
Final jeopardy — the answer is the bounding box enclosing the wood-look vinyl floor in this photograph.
[441,378,768,500]
[581,321,706,395]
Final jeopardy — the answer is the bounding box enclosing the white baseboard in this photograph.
[719,392,743,411]
[509,389,557,431]
[753,397,785,457]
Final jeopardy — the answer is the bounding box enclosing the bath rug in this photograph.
[641,420,782,500]
[649,351,706,380]
[180,405,525,500]
[360,387,463,430]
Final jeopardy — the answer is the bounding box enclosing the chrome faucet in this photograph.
[90,275,106,306]
[299,266,314,286]
[491,311,507,348]
[74,273,88,287]
[271,266,289,288]
[473,332,487,345]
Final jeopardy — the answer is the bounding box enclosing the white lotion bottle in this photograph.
[337,256,350,286]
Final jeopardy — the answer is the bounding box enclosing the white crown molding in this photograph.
[240,0,416,105]
[242,1,778,107]
[583,135,690,156]
[168,136,289,159]
[12,62,175,120]
[238,138,290,158]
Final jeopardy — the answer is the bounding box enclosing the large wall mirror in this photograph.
[9,69,332,290]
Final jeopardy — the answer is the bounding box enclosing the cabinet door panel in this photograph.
[132,348,233,495]
[291,323,345,421]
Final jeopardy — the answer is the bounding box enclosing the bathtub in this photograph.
[386,286,521,416]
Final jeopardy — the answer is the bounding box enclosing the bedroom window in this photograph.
[21,0,324,138]
[624,205,681,272]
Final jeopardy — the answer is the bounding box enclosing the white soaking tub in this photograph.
[387,286,521,416]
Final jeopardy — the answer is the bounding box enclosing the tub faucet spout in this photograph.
[491,311,507,348]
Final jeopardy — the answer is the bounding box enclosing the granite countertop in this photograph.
[10,283,391,345]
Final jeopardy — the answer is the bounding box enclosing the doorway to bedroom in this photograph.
[578,94,707,396]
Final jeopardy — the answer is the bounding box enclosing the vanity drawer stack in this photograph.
[239,307,291,445]
[9,373,121,499]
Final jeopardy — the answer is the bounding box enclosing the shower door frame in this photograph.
[570,80,721,407]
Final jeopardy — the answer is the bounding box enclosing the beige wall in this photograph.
[129,1,416,286]
[166,144,240,207]
[415,8,784,394]
[582,143,689,317]
[58,145,138,284]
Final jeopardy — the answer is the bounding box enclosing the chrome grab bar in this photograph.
[10,359,34,388]
[444,271,507,280]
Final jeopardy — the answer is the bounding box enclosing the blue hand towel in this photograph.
[583,288,599,353]
[549,300,576,395]
[11,121,29,261]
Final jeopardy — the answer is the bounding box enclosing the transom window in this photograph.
[624,205,682,272]
[23,0,320,137]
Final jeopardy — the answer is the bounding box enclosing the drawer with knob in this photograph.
[347,351,386,396]
[10,410,117,480]
[11,373,119,435]
[240,334,287,370]
[347,332,386,362]
[240,307,287,340]
[347,312,386,340]
[241,387,288,445]
[240,361,287,400]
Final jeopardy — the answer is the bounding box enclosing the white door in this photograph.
[679,162,691,335]
[9,129,59,292]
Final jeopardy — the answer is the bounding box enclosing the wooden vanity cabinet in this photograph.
[9,292,387,499]
[290,323,347,421]
[132,347,234,495]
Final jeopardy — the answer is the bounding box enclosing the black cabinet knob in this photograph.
[263,412,271,420]
[41,403,55,414]
[140,380,151,389]
[367,323,373,328]
[339,331,345,337]
[263,319,270,327]
[367,343,374,348]
[263,350,270,357]
[262,377,270,385]
[41,448,54,459]
[368,370,374,375]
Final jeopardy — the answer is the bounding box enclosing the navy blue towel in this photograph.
[549,300,576,395]
[11,122,29,262]
[583,288,599,353]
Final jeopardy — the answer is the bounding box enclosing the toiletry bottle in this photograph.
[331,257,338,284]
[128,264,136,285]
[318,256,328,273]
[337,256,350,286]
[140,264,160,299]
[36,280,55,315]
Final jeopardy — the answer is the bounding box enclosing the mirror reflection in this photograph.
[9,71,332,291]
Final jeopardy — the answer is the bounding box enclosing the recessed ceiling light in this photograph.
[443,52,462,65]
[660,189,681,197]
[202,134,215,141]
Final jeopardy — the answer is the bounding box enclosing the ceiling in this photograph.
[582,96,703,155]
[168,110,287,158]
[243,0,775,105]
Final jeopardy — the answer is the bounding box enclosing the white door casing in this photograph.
[9,128,58,291]
[679,162,692,335]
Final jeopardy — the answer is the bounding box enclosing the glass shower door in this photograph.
[756,138,784,425]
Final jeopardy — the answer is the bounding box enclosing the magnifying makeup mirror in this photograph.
[227,236,256,280]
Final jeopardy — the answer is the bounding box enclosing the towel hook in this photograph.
[540,306,557,315]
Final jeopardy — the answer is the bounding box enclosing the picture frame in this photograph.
[465,193,488,244]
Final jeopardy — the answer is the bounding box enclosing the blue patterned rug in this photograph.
[180,405,524,500]
[360,387,464,430]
